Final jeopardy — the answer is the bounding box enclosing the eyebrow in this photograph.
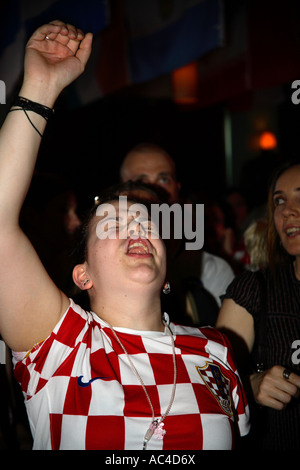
[134,173,148,179]
[273,187,300,196]
[134,171,172,178]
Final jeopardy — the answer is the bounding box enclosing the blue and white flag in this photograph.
[0,0,223,106]
[125,0,223,84]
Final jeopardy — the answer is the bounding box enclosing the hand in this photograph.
[250,365,300,410]
[22,20,93,105]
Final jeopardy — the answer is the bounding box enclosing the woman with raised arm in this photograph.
[0,21,249,450]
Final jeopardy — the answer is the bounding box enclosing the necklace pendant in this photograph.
[150,418,166,440]
[143,418,166,450]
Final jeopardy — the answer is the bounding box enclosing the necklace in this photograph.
[105,316,177,450]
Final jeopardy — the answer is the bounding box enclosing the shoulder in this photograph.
[225,268,267,291]
[13,299,91,362]
[172,323,234,365]
[201,251,235,284]
[200,251,235,300]
[13,299,95,398]
[222,268,269,314]
[201,251,234,276]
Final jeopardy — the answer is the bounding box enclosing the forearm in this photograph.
[0,21,92,352]
[0,84,56,226]
[0,20,92,228]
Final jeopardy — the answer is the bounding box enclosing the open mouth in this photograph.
[126,237,152,256]
[285,226,300,237]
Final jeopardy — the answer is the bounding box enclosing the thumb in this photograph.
[76,32,93,69]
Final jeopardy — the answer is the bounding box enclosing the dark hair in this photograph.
[73,180,169,265]
[267,159,300,275]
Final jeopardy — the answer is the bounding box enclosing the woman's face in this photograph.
[273,165,300,257]
[84,199,167,294]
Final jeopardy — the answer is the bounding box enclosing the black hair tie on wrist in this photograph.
[9,96,54,137]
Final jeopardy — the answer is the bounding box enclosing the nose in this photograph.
[281,200,300,217]
[128,221,146,238]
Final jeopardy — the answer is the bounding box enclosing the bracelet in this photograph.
[9,96,54,137]
[12,96,54,120]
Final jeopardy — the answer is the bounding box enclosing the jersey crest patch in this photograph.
[196,362,233,416]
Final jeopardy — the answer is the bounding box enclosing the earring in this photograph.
[83,279,89,287]
[163,281,171,295]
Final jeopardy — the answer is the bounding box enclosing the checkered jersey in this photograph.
[13,300,249,450]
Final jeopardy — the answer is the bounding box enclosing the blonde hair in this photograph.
[244,218,268,270]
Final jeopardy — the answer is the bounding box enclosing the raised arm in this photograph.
[0,21,92,352]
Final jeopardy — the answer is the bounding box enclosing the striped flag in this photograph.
[73,0,224,105]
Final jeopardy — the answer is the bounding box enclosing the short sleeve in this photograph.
[221,269,264,318]
[13,300,90,399]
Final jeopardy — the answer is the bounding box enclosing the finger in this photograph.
[75,32,93,68]
[47,23,82,41]
[275,386,295,404]
[52,21,85,41]
[66,23,84,40]
[268,368,299,397]
[285,371,300,388]
[33,28,83,60]
[48,22,85,55]
[30,22,68,42]
[264,396,287,411]
[257,384,292,410]
[29,21,84,44]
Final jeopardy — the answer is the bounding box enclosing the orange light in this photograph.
[172,61,199,104]
[259,131,277,150]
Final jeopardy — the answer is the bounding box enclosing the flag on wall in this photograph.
[124,0,223,84]
[0,0,223,107]
[75,0,224,104]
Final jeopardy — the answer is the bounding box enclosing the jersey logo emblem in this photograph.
[196,362,233,416]
[77,375,110,387]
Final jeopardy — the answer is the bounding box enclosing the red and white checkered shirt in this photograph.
[13,300,249,450]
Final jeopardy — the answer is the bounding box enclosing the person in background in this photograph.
[224,187,249,236]
[200,195,238,272]
[243,218,268,272]
[120,143,235,325]
[216,161,300,450]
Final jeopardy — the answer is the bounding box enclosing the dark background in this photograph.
[1,0,300,214]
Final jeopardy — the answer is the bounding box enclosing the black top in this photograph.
[223,261,300,450]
